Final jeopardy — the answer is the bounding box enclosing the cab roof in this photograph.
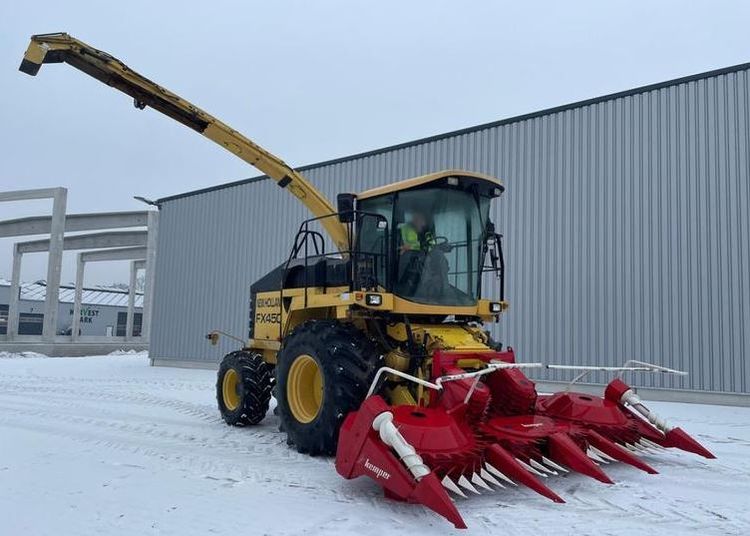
[356,169,504,200]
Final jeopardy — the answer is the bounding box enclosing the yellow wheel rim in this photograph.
[287,354,323,424]
[222,369,241,411]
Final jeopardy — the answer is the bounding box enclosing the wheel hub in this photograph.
[287,354,323,423]
[222,369,241,411]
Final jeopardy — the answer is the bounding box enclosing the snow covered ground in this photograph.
[0,354,748,536]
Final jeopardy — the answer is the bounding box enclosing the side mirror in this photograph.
[337,193,356,223]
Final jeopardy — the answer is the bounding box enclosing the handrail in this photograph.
[544,361,688,390]
[367,361,544,399]
[367,360,686,400]
[278,210,388,338]
[367,367,440,398]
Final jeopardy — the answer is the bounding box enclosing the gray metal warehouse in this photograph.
[149,62,750,405]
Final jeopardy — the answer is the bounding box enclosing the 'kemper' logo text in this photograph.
[364,458,391,480]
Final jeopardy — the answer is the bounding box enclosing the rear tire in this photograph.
[276,320,382,456]
[217,350,272,426]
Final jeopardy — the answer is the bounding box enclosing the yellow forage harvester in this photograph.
[21,33,715,529]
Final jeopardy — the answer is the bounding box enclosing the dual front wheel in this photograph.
[216,320,381,456]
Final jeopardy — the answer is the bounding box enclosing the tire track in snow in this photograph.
[1,361,748,535]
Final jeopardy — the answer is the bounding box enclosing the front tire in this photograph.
[276,320,382,456]
[217,350,272,426]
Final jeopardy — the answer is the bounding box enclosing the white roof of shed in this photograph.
[0,279,143,308]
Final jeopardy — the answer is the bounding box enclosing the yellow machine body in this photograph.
[20,32,510,411]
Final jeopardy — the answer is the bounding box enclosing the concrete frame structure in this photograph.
[1,188,66,341]
[17,230,148,254]
[1,206,151,341]
[127,260,146,341]
[142,212,158,342]
[13,230,147,342]
[0,211,148,237]
[1,200,158,355]
[72,247,147,341]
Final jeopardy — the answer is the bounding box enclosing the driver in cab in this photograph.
[397,210,450,298]
[399,211,436,254]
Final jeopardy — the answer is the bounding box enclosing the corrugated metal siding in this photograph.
[152,67,750,395]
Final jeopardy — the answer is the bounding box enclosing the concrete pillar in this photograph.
[142,211,158,342]
[71,254,85,341]
[7,245,22,339]
[42,188,67,341]
[126,261,137,340]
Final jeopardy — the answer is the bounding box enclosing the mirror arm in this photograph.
[495,233,505,300]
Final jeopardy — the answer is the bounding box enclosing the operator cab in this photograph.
[353,170,504,307]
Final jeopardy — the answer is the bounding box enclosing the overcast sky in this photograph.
[1,0,748,286]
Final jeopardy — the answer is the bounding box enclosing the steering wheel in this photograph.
[432,236,452,252]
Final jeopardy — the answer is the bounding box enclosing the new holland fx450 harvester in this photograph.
[20,33,715,529]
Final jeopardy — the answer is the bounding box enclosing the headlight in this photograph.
[490,302,502,313]
[366,293,382,306]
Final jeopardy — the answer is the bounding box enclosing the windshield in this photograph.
[357,187,491,306]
